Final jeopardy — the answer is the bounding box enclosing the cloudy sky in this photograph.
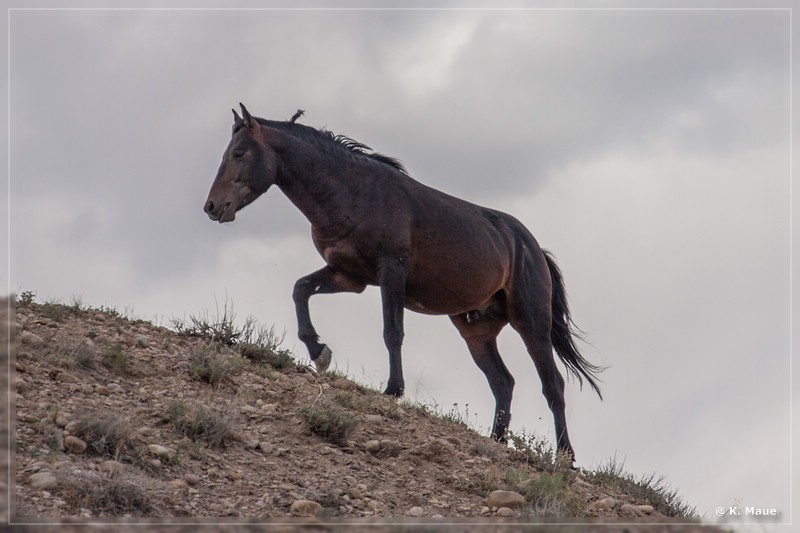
[4,1,796,524]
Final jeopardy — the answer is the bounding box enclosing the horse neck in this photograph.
[271,130,359,229]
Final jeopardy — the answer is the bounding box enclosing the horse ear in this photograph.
[240,103,257,131]
[232,108,243,127]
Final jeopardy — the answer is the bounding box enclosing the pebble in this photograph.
[363,415,383,424]
[637,504,655,515]
[20,332,45,346]
[290,499,322,517]
[407,506,425,517]
[55,372,78,383]
[184,473,200,486]
[169,479,187,489]
[487,490,526,509]
[620,503,645,517]
[590,497,618,512]
[496,507,517,517]
[63,436,87,454]
[134,335,150,348]
[147,444,175,459]
[55,413,69,428]
[332,378,358,391]
[95,385,111,396]
[28,472,57,490]
[100,460,124,477]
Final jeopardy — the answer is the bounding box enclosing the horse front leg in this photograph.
[292,266,366,372]
[378,257,408,397]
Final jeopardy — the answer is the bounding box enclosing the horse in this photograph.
[204,104,603,460]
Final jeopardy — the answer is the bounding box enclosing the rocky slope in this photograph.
[5,297,718,529]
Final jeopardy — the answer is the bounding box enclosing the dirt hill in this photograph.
[5,296,720,530]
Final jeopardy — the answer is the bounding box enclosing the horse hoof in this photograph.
[313,345,332,372]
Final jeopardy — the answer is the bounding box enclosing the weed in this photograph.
[101,343,130,373]
[17,290,36,306]
[507,429,573,473]
[168,400,234,449]
[334,390,367,411]
[58,474,155,516]
[582,456,696,518]
[71,411,133,460]
[41,300,70,322]
[187,345,245,387]
[298,405,358,446]
[523,472,583,517]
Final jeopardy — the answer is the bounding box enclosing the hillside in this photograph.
[6,296,718,529]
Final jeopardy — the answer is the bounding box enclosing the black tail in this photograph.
[544,251,604,399]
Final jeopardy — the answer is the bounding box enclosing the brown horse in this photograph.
[205,104,603,459]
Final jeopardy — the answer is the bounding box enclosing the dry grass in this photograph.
[298,405,358,446]
[167,400,235,449]
[71,411,134,460]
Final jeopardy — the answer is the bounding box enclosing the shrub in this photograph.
[71,412,133,460]
[167,401,234,449]
[298,405,358,446]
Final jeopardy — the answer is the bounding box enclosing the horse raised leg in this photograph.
[293,266,366,372]
[450,312,513,442]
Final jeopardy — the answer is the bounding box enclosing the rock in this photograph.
[134,335,149,348]
[20,332,45,346]
[620,503,645,517]
[95,385,111,396]
[169,479,187,489]
[100,460,124,477]
[407,506,425,517]
[363,414,383,424]
[480,506,491,516]
[147,444,175,459]
[364,440,381,453]
[290,499,322,517]
[496,507,517,517]
[13,377,28,393]
[63,436,87,454]
[55,413,69,428]
[590,497,618,512]
[28,472,57,490]
[487,490,526,509]
[365,439,401,457]
[240,405,258,415]
[184,473,200,486]
[332,378,358,391]
[637,504,655,515]
[343,475,357,487]
[55,372,78,383]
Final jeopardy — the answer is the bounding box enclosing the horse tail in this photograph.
[544,250,604,399]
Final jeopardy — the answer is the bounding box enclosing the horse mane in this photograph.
[246,115,408,175]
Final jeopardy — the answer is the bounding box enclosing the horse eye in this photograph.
[233,149,245,159]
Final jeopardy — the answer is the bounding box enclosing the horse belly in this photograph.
[405,242,509,315]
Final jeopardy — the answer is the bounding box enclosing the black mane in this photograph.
[243,116,408,175]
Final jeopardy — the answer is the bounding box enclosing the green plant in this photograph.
[41,300,70,322]
[298,405,358,446]
[187,346,249,387]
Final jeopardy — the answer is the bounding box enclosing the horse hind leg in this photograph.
[449,313,512,442]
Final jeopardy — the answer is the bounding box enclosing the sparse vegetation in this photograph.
[167,400,234,449]
[582,456,696,518]
[507,429,574,473]
[298,405,358,446]
[13,294,698,520]
[71,411,133,460]
[57,474,155,516]
[101,342,130,373]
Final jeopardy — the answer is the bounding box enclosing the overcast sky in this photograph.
[4,1,796,525]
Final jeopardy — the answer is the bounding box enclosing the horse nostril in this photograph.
[204,200,215,214]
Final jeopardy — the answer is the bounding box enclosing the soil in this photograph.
[4,297,724,531]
